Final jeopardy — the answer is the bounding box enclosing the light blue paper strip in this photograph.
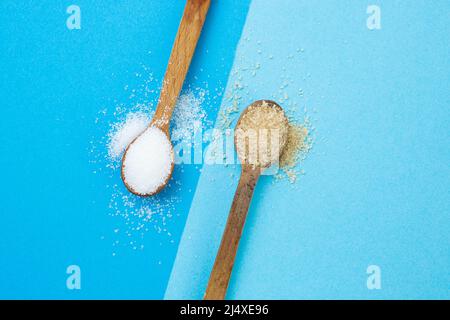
[166,0,450,299]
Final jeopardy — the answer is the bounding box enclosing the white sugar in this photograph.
[172,91,207,142]
[108,112,151,159]
[94,90,208,251]
[107,91,207,163]
[122,126,173,195]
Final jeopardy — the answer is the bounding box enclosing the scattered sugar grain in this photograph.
[278,121,312,183]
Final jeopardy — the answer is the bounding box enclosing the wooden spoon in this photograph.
[121,0,210,196]
[204,100,289,300]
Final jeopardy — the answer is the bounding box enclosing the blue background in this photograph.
[1,0,449,299]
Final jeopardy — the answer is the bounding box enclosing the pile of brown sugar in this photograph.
[235,100,289,168]
[278,120,311,183]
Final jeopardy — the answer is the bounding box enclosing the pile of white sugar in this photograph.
[93,90,208,251]
[108,112,151,160]
[122,126,173,195]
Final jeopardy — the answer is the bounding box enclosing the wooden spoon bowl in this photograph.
[234,99,288,167]
[120,130,175,197]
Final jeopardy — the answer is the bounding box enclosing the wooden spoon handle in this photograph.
[204,166,261,300]
[152,0,210,133]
